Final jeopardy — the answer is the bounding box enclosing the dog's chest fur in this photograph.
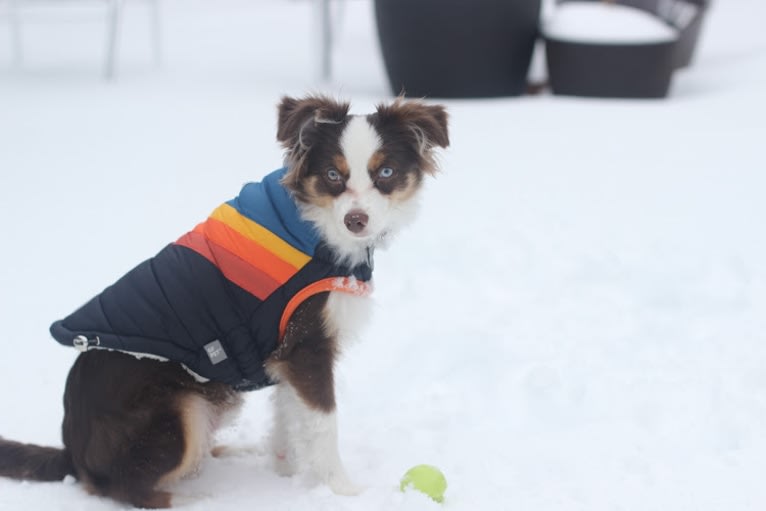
[324,290,374,345]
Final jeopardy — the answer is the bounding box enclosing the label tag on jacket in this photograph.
[204,340,228,365]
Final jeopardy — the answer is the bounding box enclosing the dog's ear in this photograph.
[277,95,350,151]
[374,99,450,152]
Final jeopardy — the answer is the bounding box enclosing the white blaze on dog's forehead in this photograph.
[340,115,381,192]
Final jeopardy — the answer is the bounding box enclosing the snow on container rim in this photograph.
[542,2,679,45]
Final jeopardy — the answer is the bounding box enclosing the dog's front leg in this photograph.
[267,296,362,495]
[273,381,361,495]
[302,406,360,496]
[270,382,298,477]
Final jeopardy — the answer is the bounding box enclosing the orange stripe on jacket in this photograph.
[209,203,311,270]
[195,217,301,285]
[176,231,282,300]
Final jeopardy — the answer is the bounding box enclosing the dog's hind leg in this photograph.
[78,410,186,509]
[63,352,241,508]
[78,394,216,509]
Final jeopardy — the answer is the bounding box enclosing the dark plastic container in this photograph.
[543,0,708,98]
[545,38,678,98]
[668,0,709,67]
[374,0,541,98]
[605,0,710,67]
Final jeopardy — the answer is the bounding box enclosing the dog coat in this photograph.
[50,167,373,391]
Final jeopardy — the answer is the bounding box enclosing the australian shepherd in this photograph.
[0,95,449,508]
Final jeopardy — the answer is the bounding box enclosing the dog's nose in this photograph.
[344,210,369,234]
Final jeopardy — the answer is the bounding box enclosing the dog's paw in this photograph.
[274,452,297,477]
[327,475,365,496]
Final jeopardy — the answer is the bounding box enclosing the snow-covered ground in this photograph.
[1,0,765,509]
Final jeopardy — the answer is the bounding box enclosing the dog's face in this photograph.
[277,96,449,266]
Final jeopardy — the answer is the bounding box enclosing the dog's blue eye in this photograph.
[378,167,395,179]
[326,168,342,181]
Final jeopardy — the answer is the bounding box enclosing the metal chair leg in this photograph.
[318,0,332,81]
[104,0,124,80]
[317,0,348,82]
[149,0,161,66]
[9,0,23,68]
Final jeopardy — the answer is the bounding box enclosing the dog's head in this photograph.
[277,95,449,266]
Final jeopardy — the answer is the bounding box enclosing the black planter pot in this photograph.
[543,0,709,99]
[374,0,542,98]
[590,0,710,67]
[665,0,710,68]
[545,38,677,98]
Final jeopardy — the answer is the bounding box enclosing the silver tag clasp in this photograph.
[73,335,99,352]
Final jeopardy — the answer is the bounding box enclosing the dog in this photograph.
[0,95,449,508]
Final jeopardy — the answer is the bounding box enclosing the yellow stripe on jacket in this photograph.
[209,203,312,270]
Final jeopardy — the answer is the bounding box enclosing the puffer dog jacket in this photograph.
[50,167,372,391]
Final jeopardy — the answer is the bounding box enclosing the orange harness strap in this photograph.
[278,277,372,342]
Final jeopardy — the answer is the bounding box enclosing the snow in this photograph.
[543,2,678,43]
[1,0,765,510]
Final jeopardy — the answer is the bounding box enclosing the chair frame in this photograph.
[7,0,161,79]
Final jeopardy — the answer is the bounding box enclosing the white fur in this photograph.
[324,288,374,347]
[270,383,362,495]
[298,115,421,266]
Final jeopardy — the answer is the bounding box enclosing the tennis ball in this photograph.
[400,464,447,503]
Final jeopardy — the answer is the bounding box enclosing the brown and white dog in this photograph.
[0,96,449,508]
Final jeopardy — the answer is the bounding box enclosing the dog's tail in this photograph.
[0,436,75,482]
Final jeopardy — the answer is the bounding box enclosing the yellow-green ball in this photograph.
[400,464,447,503]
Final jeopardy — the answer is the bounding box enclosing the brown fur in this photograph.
[63,351,240,508]
[0,438,74,482]
[370,98,450,174]
[0,298,343,508]
[267,293,337,412]
[277,95,351,198]
[296,176,337,208]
